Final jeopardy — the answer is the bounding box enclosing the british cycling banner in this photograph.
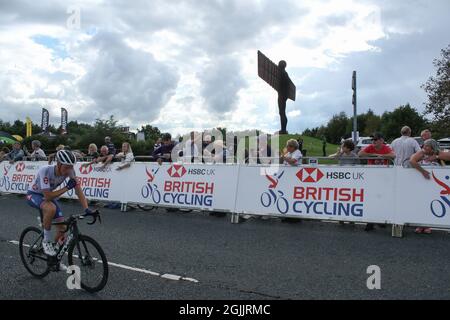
[235,165,397,223]
[1,161,449,228]
[121,162,239,212]
[0,161,42,194]
[61,162,124,202]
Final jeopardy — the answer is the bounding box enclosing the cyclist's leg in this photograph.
[51,200,65,242]
[40,200,57,233]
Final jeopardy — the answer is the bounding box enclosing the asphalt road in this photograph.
[0,193,449,300]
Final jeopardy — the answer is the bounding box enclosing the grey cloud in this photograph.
[78,31,179,123]
[198,55,246,113]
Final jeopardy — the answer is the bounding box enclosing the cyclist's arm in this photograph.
[74,184,88,209]
[42,187,69,201]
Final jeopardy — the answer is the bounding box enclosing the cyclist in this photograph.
[26,150,95,256]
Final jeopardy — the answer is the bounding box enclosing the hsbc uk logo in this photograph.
[79,165,93,175]
[296,168,324,183]
[15,163,25,172]
[167,164,187,178]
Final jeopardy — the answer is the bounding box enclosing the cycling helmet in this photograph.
[56,149,76,165]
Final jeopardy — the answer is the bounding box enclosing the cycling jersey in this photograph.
[27,165,76,221]
[28,165,76,195]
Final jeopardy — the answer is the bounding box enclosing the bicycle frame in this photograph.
[29,214,93,270]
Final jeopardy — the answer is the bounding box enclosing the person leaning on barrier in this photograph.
[358,132,395,166]
[281,139,302,166]
[331,140,360,166]
[409,139,449,180]
[358,133,395,232]
[409,139,450,235]
[391,126,421,167]
[26,140,47,161]
[115,142,135,171]
[5,141,25,164]
[83,145,114,168]
[153,138,162,151]
[152,133,175,165]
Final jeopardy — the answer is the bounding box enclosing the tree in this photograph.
[139,125,161,142]
[380,104,427,141]
[422,45,450,137]
[362,109,382,136]
[324,112,350,144]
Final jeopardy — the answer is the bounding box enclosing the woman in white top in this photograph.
[282,139,303,166]
[115,142,135,171]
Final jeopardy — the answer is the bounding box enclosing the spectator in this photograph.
[297,138,304,153]
[0,147,10,161]
[358,132,396,166]
[83,145,114,168]
[257,135,272,164]
[212,140,229,164]
[27,140,47,161]
[5,142,25,164]
[115,142,135,171]
[410,139,450,179]
[410,139,450,234]
[154,138,162,151]
[358,133,395,232]
[202,134,213,163]
[332,140,360,166]
[152,133,175,164]
[420,129,432,147]
[182,132,200,163]
[391,126,421,166]
[85,143,100,161]
[47,145,66,164]
[282,139,302,166]
[104,136,116,156]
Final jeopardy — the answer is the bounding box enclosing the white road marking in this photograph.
[8,240,199,283]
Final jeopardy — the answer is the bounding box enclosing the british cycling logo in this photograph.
[79,165,93,175]
[296,168,324,183]
[260,170,289,214]
[430,172,450,218]
[141,167,161,203]
[15,162,25,172]
[0,165,11,190]
[167,164,187,178]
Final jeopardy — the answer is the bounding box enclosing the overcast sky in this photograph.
[1,0,449,135]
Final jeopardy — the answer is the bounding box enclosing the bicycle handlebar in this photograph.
[53,210,101,227]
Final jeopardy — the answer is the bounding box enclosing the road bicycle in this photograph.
[19,210,109,293]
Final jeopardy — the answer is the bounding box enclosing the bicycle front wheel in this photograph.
[68,235,109,293]
[19,226,50,278]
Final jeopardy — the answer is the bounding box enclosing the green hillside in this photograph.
[244,134,340,157]
[278,134,340,157]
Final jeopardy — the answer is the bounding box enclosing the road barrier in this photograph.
[1,161,449,237]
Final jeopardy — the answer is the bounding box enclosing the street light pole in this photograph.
[352,71,358,143]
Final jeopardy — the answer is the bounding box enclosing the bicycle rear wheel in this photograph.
[68,235,108,293]
[19,226,50,278]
